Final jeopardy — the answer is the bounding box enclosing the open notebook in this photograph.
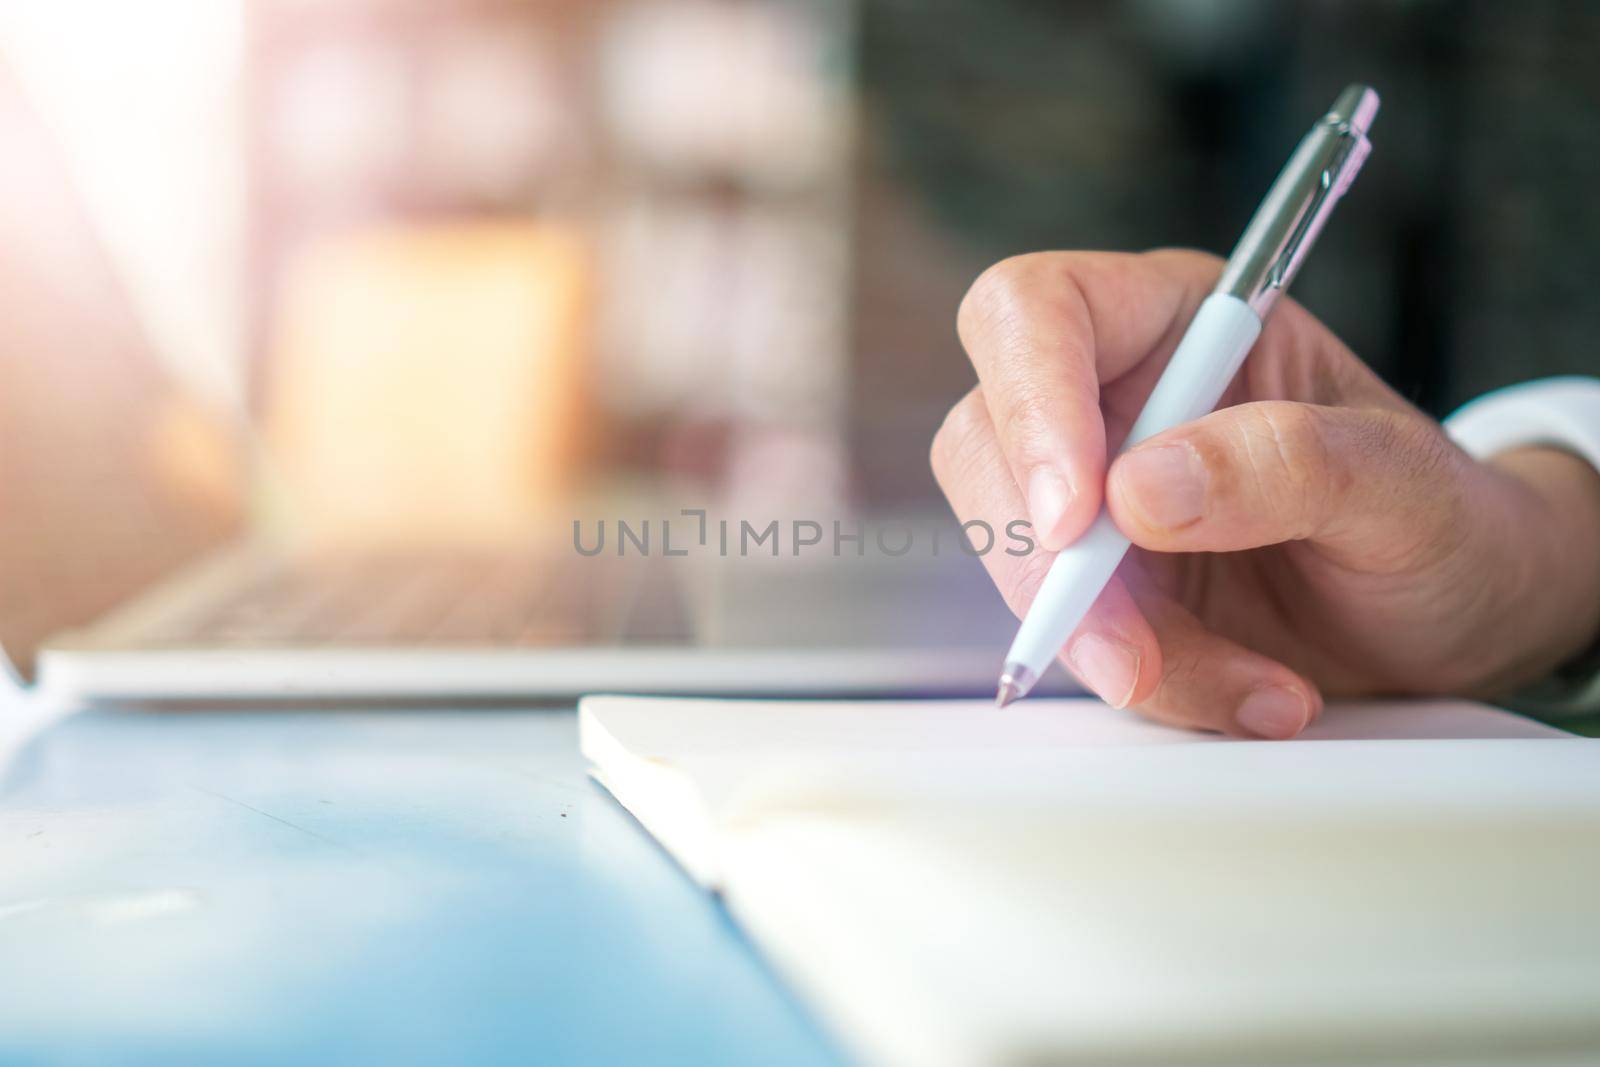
[581,696,1600,1067]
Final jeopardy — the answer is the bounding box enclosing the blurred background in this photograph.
[0,0,1596,546]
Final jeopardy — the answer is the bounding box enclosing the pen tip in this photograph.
[995,663,1038,708]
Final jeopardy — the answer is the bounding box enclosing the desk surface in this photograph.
[0,707,849,1067]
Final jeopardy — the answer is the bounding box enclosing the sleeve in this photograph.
[1444,376,1600,720]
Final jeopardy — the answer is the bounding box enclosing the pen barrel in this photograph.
[1005,294,1262,675]
[1121,293,1262,450]
[1007,510,1133,671]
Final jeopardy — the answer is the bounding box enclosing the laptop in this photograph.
[0,64,1023,707]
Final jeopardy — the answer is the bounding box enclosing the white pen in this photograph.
[996,84,1380,707]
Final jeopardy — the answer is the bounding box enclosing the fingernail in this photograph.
[1117,443,1206,530]
[1027,468,1074,548]
[1236,685,1310,739]
[1068,632,1141,709]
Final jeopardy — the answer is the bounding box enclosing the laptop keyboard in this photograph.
[137,549,690,648]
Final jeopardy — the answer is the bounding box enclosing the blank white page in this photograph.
[581,695,1595,1067]
[582,694,1562,762]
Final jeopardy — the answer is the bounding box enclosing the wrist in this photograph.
[1482,447,1600,692]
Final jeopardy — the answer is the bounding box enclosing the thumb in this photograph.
[1106,400,1474,572]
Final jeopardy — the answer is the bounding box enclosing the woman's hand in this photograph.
[931,250,1600,737]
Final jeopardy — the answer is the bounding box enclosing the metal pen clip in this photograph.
[1214,84,1379,317]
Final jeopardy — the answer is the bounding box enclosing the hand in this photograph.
[932,250,1600,737]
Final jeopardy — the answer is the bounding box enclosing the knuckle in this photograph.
[1142,650,1222,728]
[999,548,1055,618]
[1355,408,1454,507]
[996,381,1059,451]
[1157,643,1208,695]
[1361,405,1452,472]
[1235,402,1335,537]
[1369,409,1473,564]
[1144,246,1226,282]
[957,253,1047,342]
[929,392,987,492]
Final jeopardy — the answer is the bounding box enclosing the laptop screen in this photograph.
[0,64,240,681]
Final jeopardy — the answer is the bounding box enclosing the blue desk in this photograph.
[0,708,849,1067]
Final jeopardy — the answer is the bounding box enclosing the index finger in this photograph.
[954,249,1217,551]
